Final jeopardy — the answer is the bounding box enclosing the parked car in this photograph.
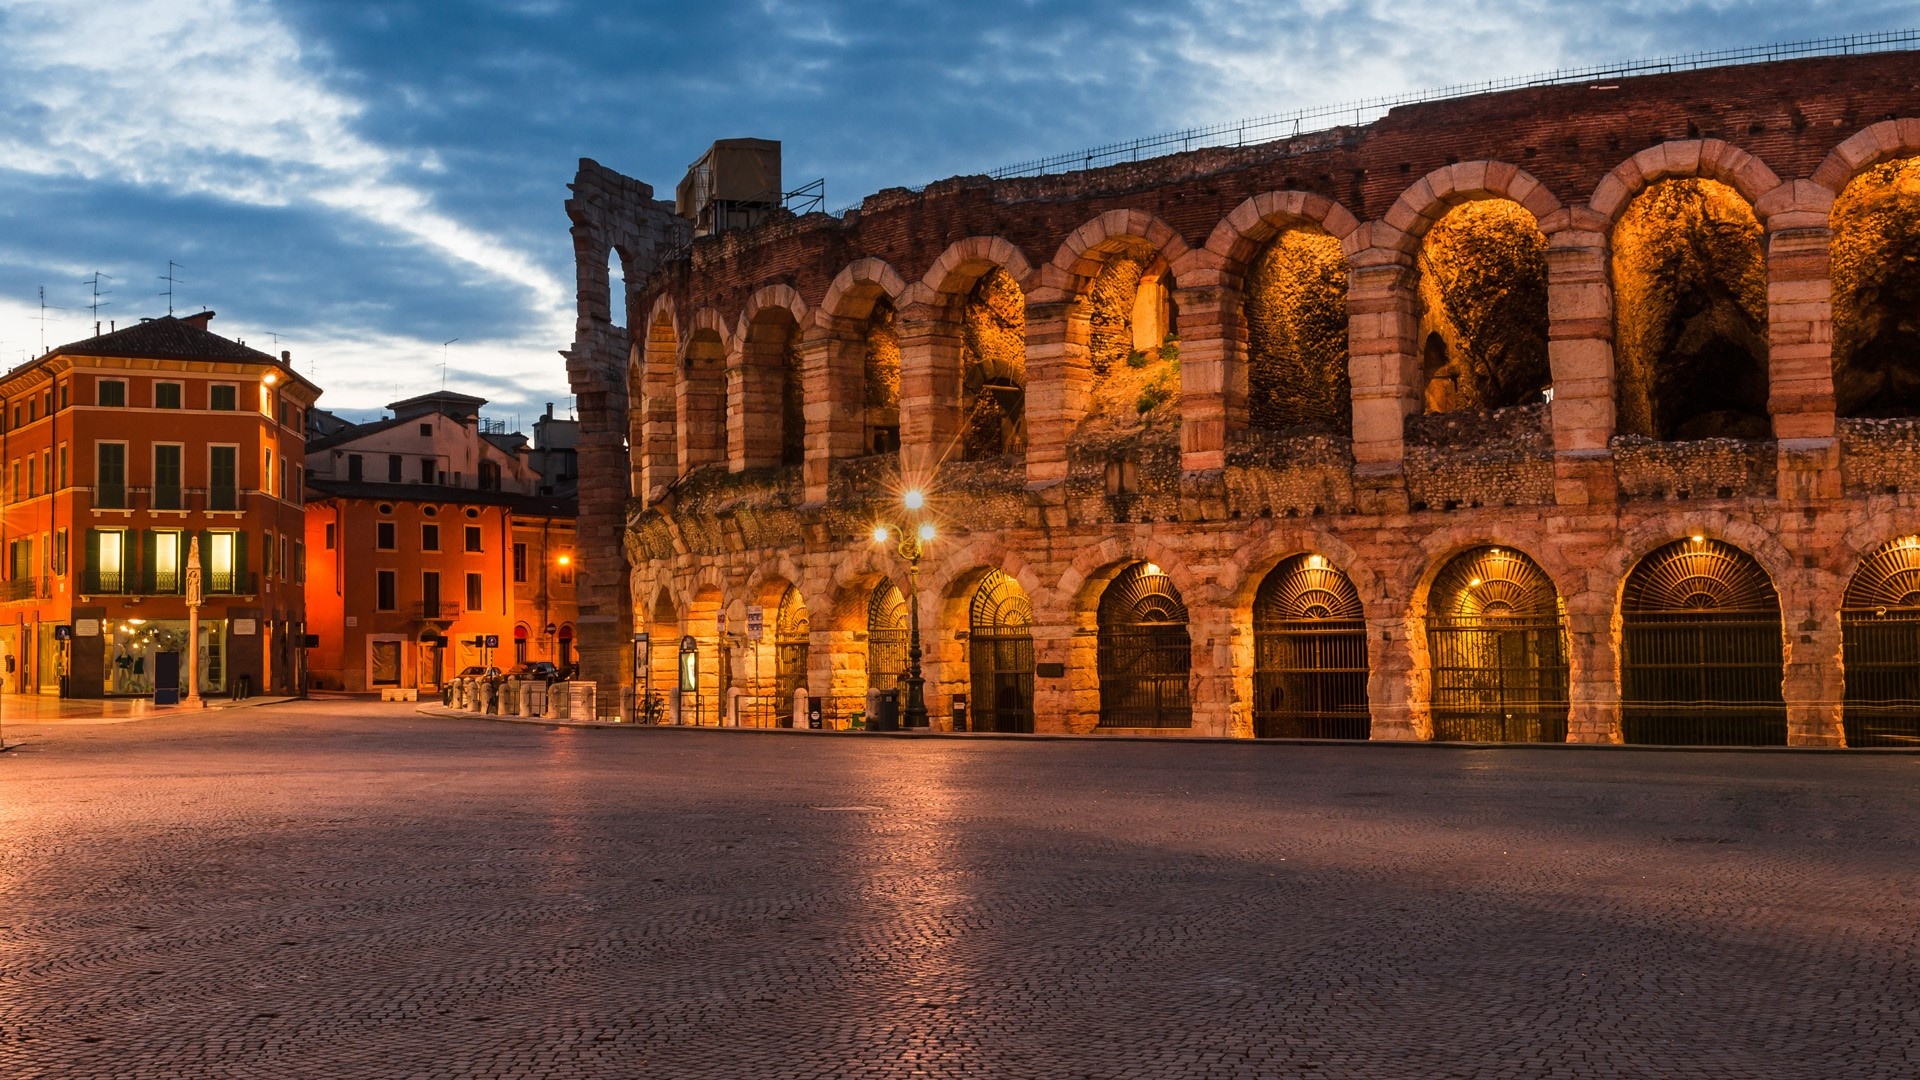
[457,665,501,679]
[507,661,562,684]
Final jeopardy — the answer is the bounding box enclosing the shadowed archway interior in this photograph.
[1841,536,1920,747]
[969,570,1034,733]
[1425,546,1568,743]
[1096,562,1191,728]
[1252,554,1369,739]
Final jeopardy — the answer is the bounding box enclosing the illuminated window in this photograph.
[208,531,236,593]
[151,530,181,593]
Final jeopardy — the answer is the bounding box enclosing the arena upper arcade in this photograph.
[560,49,1920,746]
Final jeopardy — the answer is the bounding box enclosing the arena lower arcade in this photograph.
[560,47,1920,746]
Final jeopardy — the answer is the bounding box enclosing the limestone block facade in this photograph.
[569,53,1920,745]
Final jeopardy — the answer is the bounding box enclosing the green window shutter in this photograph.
[234,530,250,592]
[83,528,101,594]
[139,530,157,595]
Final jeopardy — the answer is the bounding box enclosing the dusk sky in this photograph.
[0,1,1901,427]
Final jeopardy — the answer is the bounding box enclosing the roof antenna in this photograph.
[82,272,113,337]
[158,260,185,316]
[441,338,459,390]
[34,287,68,356]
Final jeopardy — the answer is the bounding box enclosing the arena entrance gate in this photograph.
[1426,546,1569,743]
[1621,538,1785,746]
[867,580,907,699]
[969,570,1033,733]
[1841,537,1920,747]
[1252,554,1369,739]
[1097,562,1192,728]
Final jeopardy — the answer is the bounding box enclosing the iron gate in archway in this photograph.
[1621,538,1785,746]
[969,570,1034,733]
[1253,554,1369,739]
[867,580,908,698]
[1842,538,1920,747]
[1097,562,1192,728]
[1427,546,1569,743]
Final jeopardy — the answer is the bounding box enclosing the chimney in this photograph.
[545,402,555,419]
[281,350,291,363]
[181,310,216,331]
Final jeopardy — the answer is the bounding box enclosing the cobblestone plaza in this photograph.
[3,702,1919,1077]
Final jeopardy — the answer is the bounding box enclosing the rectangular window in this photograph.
[208,530,237,593]
[25,456,34,498]
[263,530,275,578]
[347,454,363,482]
[421,523,440,552]
[150,530,182,594]
[293,540,305,584]
[154,382,183,409]
[387,454,402,482]
[264,449,274,496]
[28,398,36,422]
[558,551,574,585]
[209,446,238,510]
[88,528,127,593]
[421,571,441,615]
[58,443,67,489]
[278,533,289,580]
[11,538,34,581]
[97,379,126,407]
[278,400,291,427]
[419,422,433,437]
[9,460,18,500]
[465,525,482,552]
[419,457,436,484]
[96,443,127,508]
[465,572,482,611]
[376,569,397,611]
[58,382,67,409]
[209,384,237,411]
[479,461,500,491]
[40,450,50,494]
[512,542,527,583]
[324,522,337,550]
[153,445,183,509]
[376,521,396,550]
[53,527,67,576]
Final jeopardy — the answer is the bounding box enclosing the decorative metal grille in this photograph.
[1842,537,1920,747]
[970,570,1035,733]
[1097,563,1192,728]
[867,580,908,694]
[1621,538,1784,746]
[1253,554,1369,739]
[1427,546,1569,742]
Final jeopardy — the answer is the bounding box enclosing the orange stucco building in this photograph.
[0,313,319,698]
[303,392,577,693]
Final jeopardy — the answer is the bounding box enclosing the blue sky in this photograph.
[0,1,1901,427]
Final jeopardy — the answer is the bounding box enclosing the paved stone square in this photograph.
[2,701,1918,1078]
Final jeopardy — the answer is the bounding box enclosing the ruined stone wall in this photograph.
[589,54,1920,743]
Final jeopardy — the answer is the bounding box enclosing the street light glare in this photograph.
[872,525,890,544]
[917,522,936,542]
[903,489,925,510]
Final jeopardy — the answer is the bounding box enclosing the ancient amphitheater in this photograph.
[558,45,1920,746]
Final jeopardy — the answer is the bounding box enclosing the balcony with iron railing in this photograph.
[0,577,48,603]
[88,485,251,512]
[82,570,258,597]
[413,600,459,623]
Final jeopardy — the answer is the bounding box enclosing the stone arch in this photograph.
[634,297,679,501]
[1225,534,1375,741]
[733,285,809,471]
[900,238,1033,468]
[820,258,909,461]
[1814,119,1920,194]
[641,587,679,721]
[1608,174,1772,440]
[1383,162,1565,247]
[1838,532,1920,747]
[682,581,726,725]
[1202,190,1363,287]
[1091,558,1195,729]
[1588,139,1785,227]
[1417,541,1572,743]
[679,309,729,473]
[1822,144,1920,418]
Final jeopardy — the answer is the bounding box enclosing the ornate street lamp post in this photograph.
[872,489,935,729]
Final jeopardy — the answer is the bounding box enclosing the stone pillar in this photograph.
[637,335,677,504]
[1031,622,1085,735]
[728,335,788,472]
[1344,237,1416,513]
[895,303,962,480]
[1022,300,1090,489]
[570,423,634,698]
[1174,285,1239,474]
[1759,181,1841,502]
[1562,597,1622,743]
[803,330,861,506]
[1543,207,1621,507]
[1187,602,1234,737]
[1365,611,1425,741]
[1782,569,1847,747]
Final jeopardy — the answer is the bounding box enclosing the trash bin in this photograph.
[873,689,900,732]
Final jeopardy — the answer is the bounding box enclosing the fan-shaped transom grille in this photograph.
[1623,539,1778,614]
[1844,538,1920,612]
[1098,562,1190,627]
[775,584,809,640]
[970,569,1033,634]
[1254,554,1364,624]
[969,570,1035,733]
[1429,547,1559,621]
[868,580,907,632]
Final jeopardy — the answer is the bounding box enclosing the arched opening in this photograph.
[1245,227,1350,434]
[1426,546,1568,742]
[1831,156,1920,418]
[863,298,902,455]
[608,249,627,327]
[684,586,724,726]
[1612,178,1770,441]
[1096,561,1191,728]
[513,622,529,666]
[646,591,677,722]
[681,329,726,472]
[866,579,907,698]
[1620,538,1785,746]
[1084,250,1180,426]
[740,309,805,469]
[969,569,1034,733]
[1415,199,1550,413]
[557,623,575,677]
[636,311,679,499]
[961,267,1027,460]
[1253,554,1369,739]
[743,582,809,728]
[1840,536,1920,746]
